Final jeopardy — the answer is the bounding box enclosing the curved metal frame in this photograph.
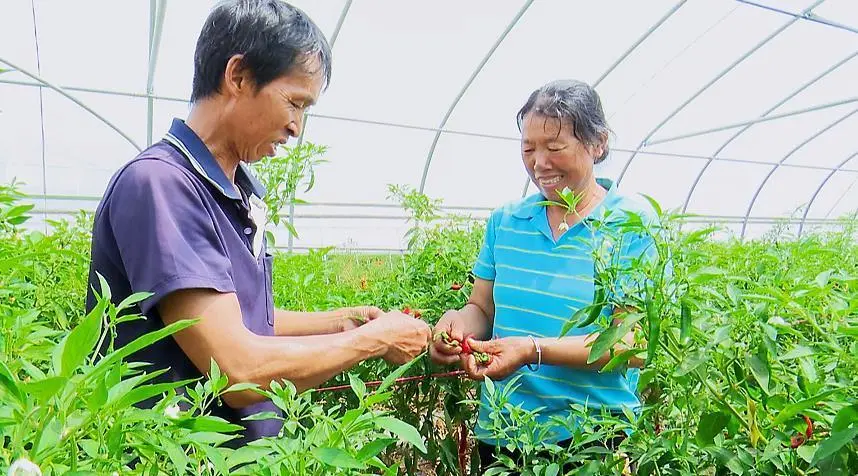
[798,149,858,236]
[615,0,825,188]
[417,0,535,194]
[680,50,856,218]
[593,0,688,87]
[519,1,687,199]
[740,106,858,237]
[146,0,167,146]
[736,0,858,35]
[0,57,143,152]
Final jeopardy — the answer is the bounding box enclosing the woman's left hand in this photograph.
[461,336,536,381]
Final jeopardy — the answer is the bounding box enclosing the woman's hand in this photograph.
[461,336,536,381]
[430,310,467,365]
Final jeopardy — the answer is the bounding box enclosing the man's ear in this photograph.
[223,54,253,97]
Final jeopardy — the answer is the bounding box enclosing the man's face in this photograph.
[229,58,324,164]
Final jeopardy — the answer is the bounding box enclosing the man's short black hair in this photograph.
[191,0,332,102]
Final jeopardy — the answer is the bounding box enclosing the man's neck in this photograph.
[186,101,240,183]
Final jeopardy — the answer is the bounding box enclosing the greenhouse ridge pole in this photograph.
[287,0,353,253]
[798,149,858,236]
[0,58,143,152]
[147,0,168,146]
[417,0,535,195]
[614,0,825,189]
[740,106,858,238]
[593,0,687,87]
[646,97,858,146]
[681,50,857,219]
[736,0,858,35]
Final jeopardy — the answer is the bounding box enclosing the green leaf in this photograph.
[375,416,427,454]
[116,292,153,311]
[772,388,845,426]
[600,348,645,373]
[0,360,22,402]
[242,411,282,422]
[588,312,641,365]
[747,352,770,394]
[349,373,366,401]
[778,345,815,361]
[90,319,199,380]
[224,382,259,393]
[355,438,396,462]
[815,270,833,288]
[675,349,708,377]
[115,379,195,408]
[87,377,108,412]
[227,446,272,469]
[22,376,67,402]
[832,404,858,432]
[811,426,858,466]
[797,444,816,464]
[159,435,189,473]
[726,283,742,305]
[312,447,365,469]
[688,266,727,284]
[639,193,663,217]
[176,415,245,433]
[484,376,496,397]
[377,352,424,393]
[544,462,560,476]
[697,412,730,446]
[61,303,103,376]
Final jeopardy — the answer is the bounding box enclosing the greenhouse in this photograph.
[1,0,858,474]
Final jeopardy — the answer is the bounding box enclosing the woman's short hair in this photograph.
[516,80,612,163]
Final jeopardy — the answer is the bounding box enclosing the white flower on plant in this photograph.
[558,221,570,232]
[8,458,42,476]
[164,403,181,419]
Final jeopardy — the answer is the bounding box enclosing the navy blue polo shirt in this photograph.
[85,118,281,445]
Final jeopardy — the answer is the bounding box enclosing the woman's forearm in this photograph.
[535,331,643,370]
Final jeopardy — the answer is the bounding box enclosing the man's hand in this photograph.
[430,310,469,365]
[358,311,431,364]
[461,336,535,381]
[339,306,383,332]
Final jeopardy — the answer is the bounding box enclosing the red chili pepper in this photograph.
[412,309,422,319]
[360,276,368,290]
[790,434,806,448]
[803,415,813,439]
[457,422,468,474]
[402,307,412,316]
[450,283,462,291]
[460,335,473,354]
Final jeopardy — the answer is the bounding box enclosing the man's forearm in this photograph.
[274,309,349,336]
[223,327,385,407]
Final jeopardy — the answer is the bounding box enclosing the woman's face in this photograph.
[520,112,604,201]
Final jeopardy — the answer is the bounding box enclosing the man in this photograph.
[85,0,430,445]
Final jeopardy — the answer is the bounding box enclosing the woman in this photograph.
[430,79,656,470]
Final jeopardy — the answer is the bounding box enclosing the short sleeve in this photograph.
[471,210,499,281]
[106,159,236,314]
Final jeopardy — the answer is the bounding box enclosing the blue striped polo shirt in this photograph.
[472,178,657,445]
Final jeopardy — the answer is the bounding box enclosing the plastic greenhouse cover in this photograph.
[0,0,857,250]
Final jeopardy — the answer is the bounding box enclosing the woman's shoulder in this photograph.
[487,193,545,222]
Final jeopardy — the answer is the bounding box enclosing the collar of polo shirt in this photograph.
[512,177,624,222]
[164,118,267,202]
